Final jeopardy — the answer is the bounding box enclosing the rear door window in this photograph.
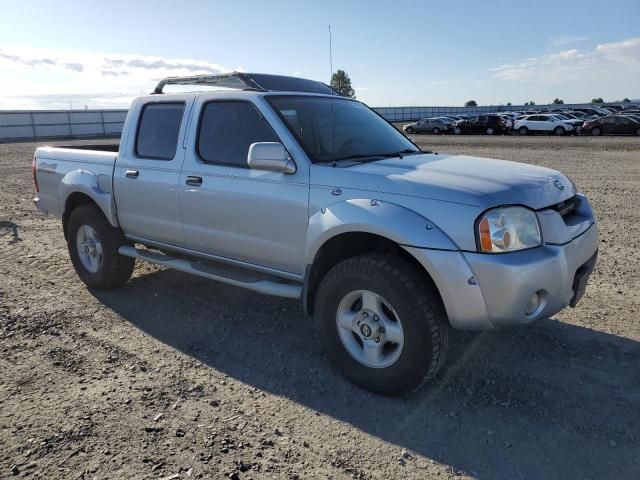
[135,102,185,160]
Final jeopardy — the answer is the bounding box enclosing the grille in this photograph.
[549,195,580,218]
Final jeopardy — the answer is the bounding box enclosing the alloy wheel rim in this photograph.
[336,290,404,368]
[76,224,103,273]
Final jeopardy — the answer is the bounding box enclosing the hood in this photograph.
[315,153,575,210]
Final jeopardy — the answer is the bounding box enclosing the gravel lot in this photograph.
[1,135,639,479]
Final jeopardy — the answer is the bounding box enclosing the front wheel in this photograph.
[315,254,449,395]
[405,127,414,134]
[432,127,440,135]
[554,126,565,136]
[636,128,640,136]
[518,126,529,135]
[485,127,495,135]
[453,127,462,135]
[67,204,134,290]
[591,127,602,136]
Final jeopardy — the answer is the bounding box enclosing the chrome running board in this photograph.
[118,245,302,299]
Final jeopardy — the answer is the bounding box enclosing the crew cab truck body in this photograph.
[33,73,599,394]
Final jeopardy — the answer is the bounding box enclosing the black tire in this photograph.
[518,126,528,135]
[485,127,495,135]
[453,127,462,135]
[432,127,440,135]
[591,127,601,136]
[67,204,134,290]
[314,254,449,395]
[636,128,640,136]
[405,127,414,134]
[554,126,565,136]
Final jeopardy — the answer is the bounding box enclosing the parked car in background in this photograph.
[403,117,453,134]
[514,114,575,136]
[453,114,507,135]
[498,114,515,129]
[548,114,585,133]
[573,108,607,117]
[582,115,640,136]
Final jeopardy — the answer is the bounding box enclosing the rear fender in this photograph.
[59,170,119,227]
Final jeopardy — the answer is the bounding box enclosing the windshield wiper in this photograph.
[389,149,423,158]
[328,149,423,164]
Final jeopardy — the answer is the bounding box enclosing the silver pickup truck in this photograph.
[33,72,599,394]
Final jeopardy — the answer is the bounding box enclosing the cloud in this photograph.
[547,35,588,48]
[0,46,240,108]
[0,50,86,72]
[490,36,640,83]
[65,63,84,72]
[595,37,640,64]
[101,70,128,77]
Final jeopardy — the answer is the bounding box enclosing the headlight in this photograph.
[477,206,541,253]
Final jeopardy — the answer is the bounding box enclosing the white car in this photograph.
[514,114,575,136]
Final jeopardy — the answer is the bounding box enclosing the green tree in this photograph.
[622,98,631,102]
[529,101,536,106]
[591,97,604,103]
[330,69,356,98]
[465,100,478,107]
[506,102,512,106]
[552,98,564,104]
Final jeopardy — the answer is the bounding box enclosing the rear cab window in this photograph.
[135,102,185,160]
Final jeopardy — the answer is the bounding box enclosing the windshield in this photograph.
[266,95,420,164]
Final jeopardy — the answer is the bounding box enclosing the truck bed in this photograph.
[34,144,119,219]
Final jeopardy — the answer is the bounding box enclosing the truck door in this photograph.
[113,97,193,246]
[178,97,309,276]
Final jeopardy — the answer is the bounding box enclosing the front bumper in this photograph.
[404,221,599,330]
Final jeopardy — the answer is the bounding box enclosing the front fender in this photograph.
[305,198,458,265]
[59,170,119,227]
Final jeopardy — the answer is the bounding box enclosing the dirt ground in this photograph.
[1,135,639,479]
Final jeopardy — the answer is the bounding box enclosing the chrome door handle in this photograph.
[186,176,202,187]
[125,169,139,178]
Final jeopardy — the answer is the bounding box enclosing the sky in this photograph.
[0,0,639,110]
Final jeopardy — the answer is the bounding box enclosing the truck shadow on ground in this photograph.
[93,269,640,480]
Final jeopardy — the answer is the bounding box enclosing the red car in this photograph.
[582,116,640,136]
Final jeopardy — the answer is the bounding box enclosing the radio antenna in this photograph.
[329,25,337,167]
[329,25,334,85]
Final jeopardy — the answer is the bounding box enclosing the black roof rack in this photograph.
[153,72,336,95]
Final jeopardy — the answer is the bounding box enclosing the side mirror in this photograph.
[247,142,296,174]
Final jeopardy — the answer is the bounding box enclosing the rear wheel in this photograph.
[636,128,640,136]
[432,127,440,135]
[519,126,529,135]
[67,204,134,290]
[315,254,449,395]
[554,126,565,136]
[405,127,414,134]
[591,127,601,136]
[485,127,495,135]
[453,127,462,135]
